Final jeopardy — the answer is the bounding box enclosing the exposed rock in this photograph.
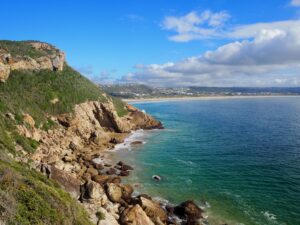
[131,141,143,145]
[121,184,134,203]
[138,197,167,224]
[46,165,81,198]
[174,200,202,221]
[0,41,65,82]
[119,170,130,176]
[106,168,117,175]
[52,52,65,71]
[106,183,123,203]
[50,98,59,104]
[92,175,110,185]
[120,204,155,225]
[0,63,10,82]
[87,167,99,177]
[81,180,108,206]
[23,113,35,128]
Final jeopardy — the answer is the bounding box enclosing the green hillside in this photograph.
[0,41,128,224]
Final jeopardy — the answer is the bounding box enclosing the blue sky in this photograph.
[1,0,300,86]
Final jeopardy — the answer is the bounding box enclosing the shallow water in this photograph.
[112,97,300,225]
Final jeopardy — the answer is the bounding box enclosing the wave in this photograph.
[113,129,147,151]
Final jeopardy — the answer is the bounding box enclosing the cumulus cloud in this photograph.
[162,10,230,42]
[291,0,300,6]
[122,23,300,87]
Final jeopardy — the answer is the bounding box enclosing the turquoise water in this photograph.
[113,97,300,225]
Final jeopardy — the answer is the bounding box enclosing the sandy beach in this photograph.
[123,95,299,104]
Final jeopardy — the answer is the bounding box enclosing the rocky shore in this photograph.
[14,98,208,225]
[1,41,210,225]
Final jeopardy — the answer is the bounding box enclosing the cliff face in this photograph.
[0,41,170,224]
[0,41,65,82]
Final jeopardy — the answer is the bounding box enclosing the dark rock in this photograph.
[106,168,117,175]
[117,161,125,166]
[121,164,133,171]
[152,175,161,181]
[131,141,143,145]
[92,175,110,185]
[174,200,202,220]
[119,170,130,176]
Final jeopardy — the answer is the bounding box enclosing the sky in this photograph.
[1,0,300,87]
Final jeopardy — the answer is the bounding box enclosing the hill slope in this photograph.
[0,41,130,224]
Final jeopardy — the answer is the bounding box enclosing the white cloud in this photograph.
[162,10,230,42]
[122,23,300,87]
[291,0,300,6]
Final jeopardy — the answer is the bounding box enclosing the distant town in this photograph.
[100,84,300,99]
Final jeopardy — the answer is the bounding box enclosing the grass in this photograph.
[0,159,92,225]
[0,40,130,224]
[0,64,128,154]
[0,40,57,58]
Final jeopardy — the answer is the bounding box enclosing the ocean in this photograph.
[111,97,300,225]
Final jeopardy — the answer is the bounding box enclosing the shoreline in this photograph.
[123,95,300,103]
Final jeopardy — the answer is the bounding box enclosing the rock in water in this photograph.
[152,175,161,181]
[138,196,167,224]
[174,200,202,221]
[120,204,155,225]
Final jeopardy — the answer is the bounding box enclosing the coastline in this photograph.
[123,95,300,104]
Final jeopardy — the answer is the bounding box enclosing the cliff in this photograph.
[0,41,65,82]
[0,41,172,225]
[0,41,205,225]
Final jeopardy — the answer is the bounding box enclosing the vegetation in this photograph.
[0,158,92,225]
[0,65,128,154]
[0,40,57,58]
[0,40,130,224]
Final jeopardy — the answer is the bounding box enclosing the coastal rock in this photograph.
[119,170,130,176]
[120,204,155,225]
[174,200,202,221]
[138,197,167,224]
[106,183,123,203]
[97,207,119,225]
[92,175,110,185]
[46,165,81,198]
[121,184,134,202]
[82,180,108,205]
[131,141,143,145]
[106,168,117,175]
[87,167,99,177]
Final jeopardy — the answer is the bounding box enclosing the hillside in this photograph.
[0,41,163,224]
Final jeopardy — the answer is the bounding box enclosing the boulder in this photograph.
[106,183,123,203]
[121,184,134,202]
[81,180,108,205]
[120,204,155,225]
[138,197,167,224]
[92,175,110,185]
[174,200,202,220]
[87,167,99,177]
[106,168,117,175]
[119,170,130,176]
[121,164,133,171]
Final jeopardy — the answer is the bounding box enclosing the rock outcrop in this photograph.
[0,41,65,82]
[120,204,155,225]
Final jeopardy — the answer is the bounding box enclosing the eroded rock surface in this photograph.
[0,41,65,82]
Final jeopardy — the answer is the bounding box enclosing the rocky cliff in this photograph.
[0,41,206,225]
[0,41,65,82]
